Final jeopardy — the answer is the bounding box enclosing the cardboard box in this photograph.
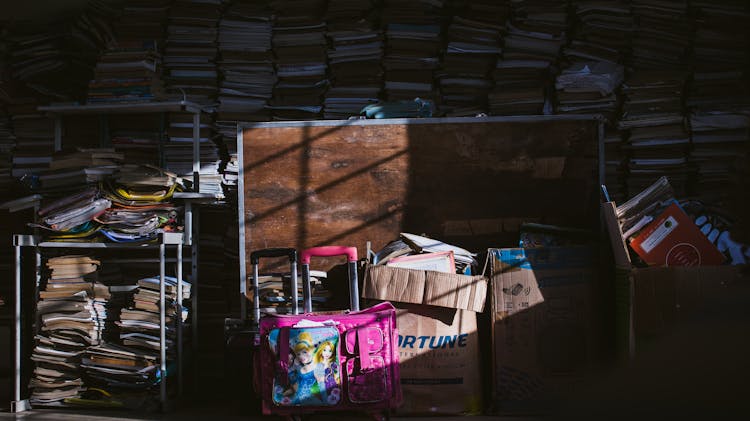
[394,304,483,415]
[363,265,487,312]
[489,247,596,411]
[625,265,745,353]
[362,265,488,415]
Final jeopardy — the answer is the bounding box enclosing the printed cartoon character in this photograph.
[313,340,341,404]
[286,332,323,405]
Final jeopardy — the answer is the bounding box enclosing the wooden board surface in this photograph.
[241,117,601,272]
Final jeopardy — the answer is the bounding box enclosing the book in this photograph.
[629,202,726,267]
[386,251,456,273]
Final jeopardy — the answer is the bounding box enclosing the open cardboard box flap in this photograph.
[362,265,488,312]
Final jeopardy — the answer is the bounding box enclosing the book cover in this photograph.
[629,202,725,267]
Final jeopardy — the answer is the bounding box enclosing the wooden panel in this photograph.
[242,118,600,272]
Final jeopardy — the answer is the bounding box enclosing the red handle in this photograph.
[300,246,358,264]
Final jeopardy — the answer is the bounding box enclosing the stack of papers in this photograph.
[324,0,383,119]
[268,0,329,120]
[165,112,223,197]
[163,0,222,106]
[382,1,446,101]
[438,12,502,117]
[373,232,477,275]
[217,1,275,118]
[630,0,690,69]
[568,1,633,62]
[0,108,15,193]
[116,276,191,354]
[87,40,165,104]
[37,148,123,193]
[555,61,624,122]
[619,71,691,197]
[491,0,567,116]
[30,255,110,406]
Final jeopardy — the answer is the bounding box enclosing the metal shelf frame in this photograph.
[10,232,185,413]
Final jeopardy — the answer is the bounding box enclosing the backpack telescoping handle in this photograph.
[300,246,359,312]
[249,248,299,323]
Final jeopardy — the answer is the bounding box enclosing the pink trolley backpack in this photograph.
[253,246,402,420]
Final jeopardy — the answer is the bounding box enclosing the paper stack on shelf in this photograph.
[0,107,15,193]
[216,0,275,200]
[81,342,159,392]
[630,0,690,70]
[444,1,510,116]
[30,255,110,406]
[36,148,123,193]
[555,60,624,122]
[35,188,111,240]
[108,114,162,167]
[87,40,165,104]
[602,129,628,203]
[112,0,172,46]
[6,1,117,100]
[163,0,222,106]
[437,1,504,117]
[619,71,691,198]
[2,84,55,182]
[117,275,190,356]
[687,1,750,206]
[381,0,445,102]
[217,0,276,120]
[568,1,633,61]
[268,0,329,120]
[490,0,566,116]
[323,0,383,119]
[102,165,183,242]
[253,271,329,314]
[165,111,223,197]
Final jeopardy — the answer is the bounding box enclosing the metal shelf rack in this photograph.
[10,232,185,413]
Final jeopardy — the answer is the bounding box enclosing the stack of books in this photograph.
[112,0,172,47]
[0,107,15,193]
[30,255,110,406]
[36,188,111,240]
[216,0,275,200]
[619,71,691,198]
[568,1,633,62]
[268,0,329,120]
[437,1,504,117]
[87,40,165,104]
[117,276,191,355]
[108,114,162,167]
[630,0,691,70]
[163,0,222,106]
[102,165,183,242]
[687,1,750,205]
[37,148,123,193]
[3,84,54,181]
[381,0,446,102]
[6,3,116,100]
[81,342,159,392]
[254,271,330,314]
[323,0,383,119]
[491,0,566,115]
[165,111,223,197]
[555,60,624,122]
[217,0,276,120]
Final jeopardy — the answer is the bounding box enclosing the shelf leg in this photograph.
[159,242,167,409]
[12,244,30,412]
[192,112,200,192]
[177,244,183,398]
